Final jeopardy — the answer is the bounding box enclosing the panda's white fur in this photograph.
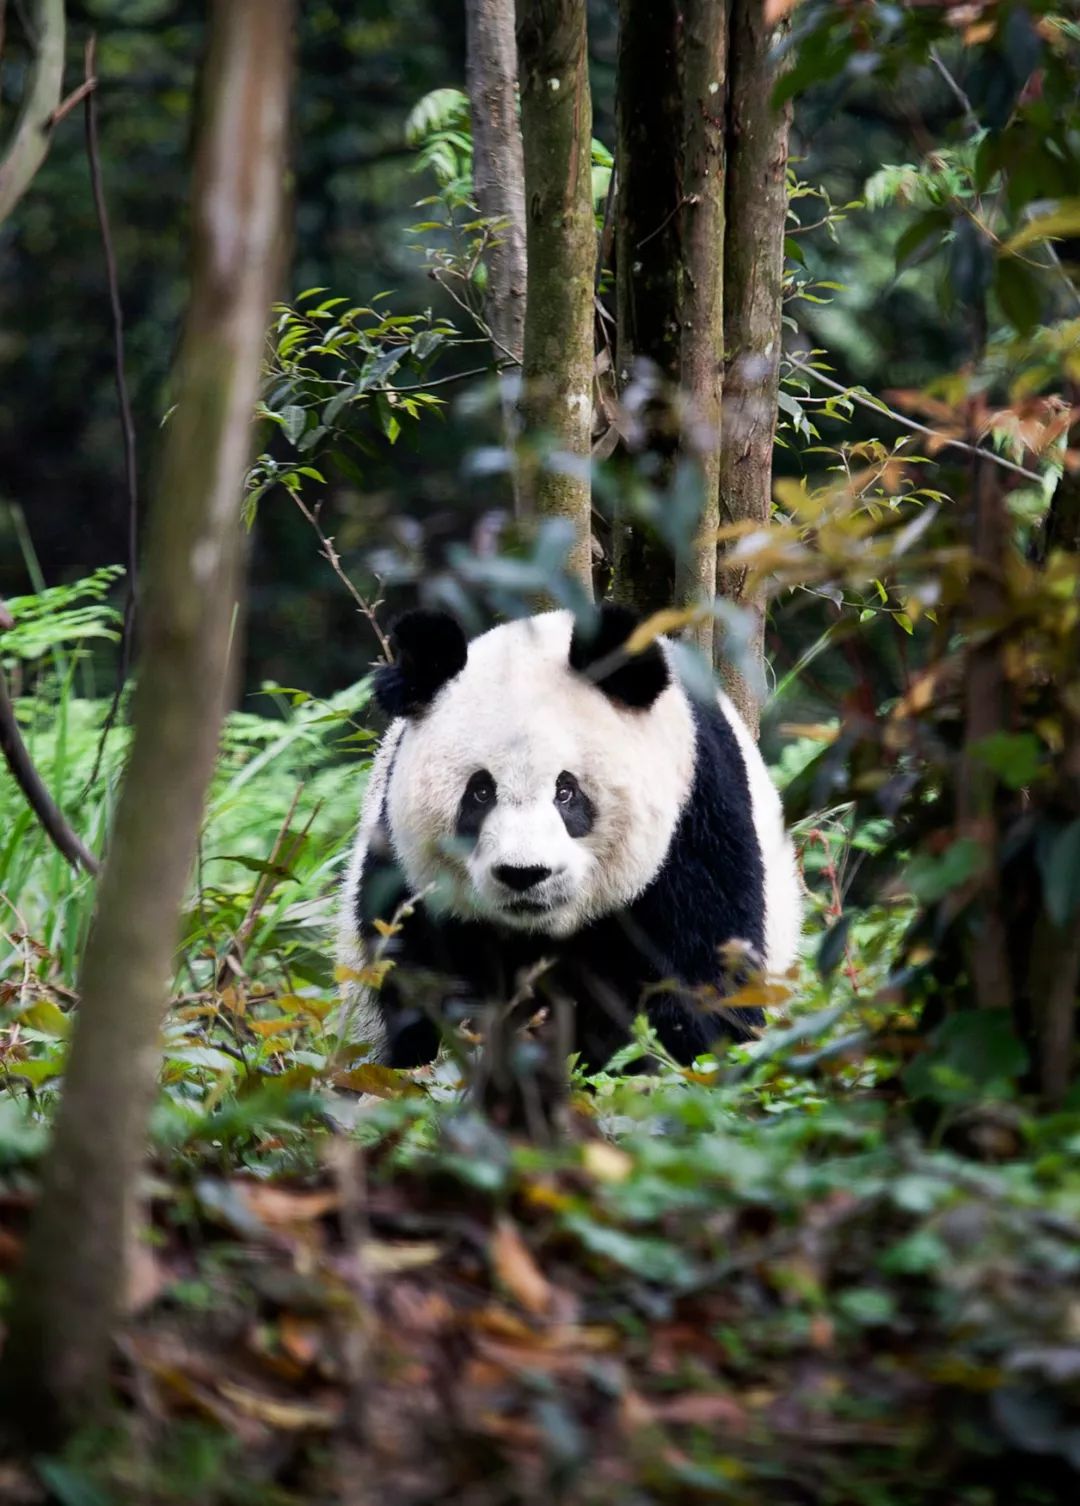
[337,609,802,1065]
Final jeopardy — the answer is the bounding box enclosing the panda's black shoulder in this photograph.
[629,694,766,977]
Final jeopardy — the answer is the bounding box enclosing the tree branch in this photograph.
[0,0,65,227]
[788,356,1045,484]
[0,604,100,875]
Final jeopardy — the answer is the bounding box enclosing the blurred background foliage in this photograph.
[1,0,969,701]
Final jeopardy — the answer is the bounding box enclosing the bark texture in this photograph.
[717,0,791,733]
[466,0,527,365]
[612,0,683,619]
[515,0,596,591]
[0,0,292,1440]
[611,0,725,657]
[0,0,65,226]
[676,0,726,655]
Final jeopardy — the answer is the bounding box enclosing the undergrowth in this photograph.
[3,574,1080,1505]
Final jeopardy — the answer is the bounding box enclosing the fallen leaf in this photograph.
[652,1392,748,1428]
[363,1239,443,1274]
[582,1142,633,1183]
[491,1218,554,1316]
[217,1380,341,1431]
[241,1183,340,1230]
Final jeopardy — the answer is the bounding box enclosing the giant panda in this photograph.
[337,603,802,1072]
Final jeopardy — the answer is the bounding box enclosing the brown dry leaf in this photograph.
[626,606,709,654]
[279,1313,324,1367]
[491,1217,554,1316]
[217,1379,341,1431]
[332,1063,423,1098]
[471,1303,545,1343]
[241,1183,340,1230]
[124,1239,169,1315]
[248,1016,302,1037]
[652,1392,748,1428]
[0,1228,23,1271]
[363,1239,443,1274]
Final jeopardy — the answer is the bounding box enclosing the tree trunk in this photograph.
[515,0,595,592]
[955,452,1012,1015]
[676,0,726,658]
[0,0,293,1442]
[611,0,682,619]
[718,0,791,734]
[0,0,65,226]
[611,0,724,657]
[466,0,527,366]
[465,0,528,514]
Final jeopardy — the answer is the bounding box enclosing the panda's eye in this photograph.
[555,771,579,805]
[465,770,495,805]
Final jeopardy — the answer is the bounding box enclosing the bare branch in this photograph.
[0,0,65,227]
[0,655,100,875]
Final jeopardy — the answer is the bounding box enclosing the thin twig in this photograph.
[84,35,139,790]
[788,355,1044,483]
[288,491,391,660]
[0,661,100,875]
[928,46,980,133]
[47,74,95,127]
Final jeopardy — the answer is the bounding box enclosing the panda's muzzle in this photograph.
[494,863,553,894]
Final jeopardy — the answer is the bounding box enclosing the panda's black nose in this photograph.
[494,864,552,893]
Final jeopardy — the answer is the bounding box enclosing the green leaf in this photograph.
[906,837,986,905]
[994,256,1043,335]
[1040,819,1080,927]
[972,732,1043,790]
[905,1010,1027,1105]
[894,210,949,271]
[280,404,307,446]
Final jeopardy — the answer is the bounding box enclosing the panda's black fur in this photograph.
[351,607,769,1071]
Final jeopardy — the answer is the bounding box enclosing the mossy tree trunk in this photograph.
[0,0,293,1443]
[515,0,596,593]
[717,0,791,733]
[465,0,528,513]
[466,0,527,366]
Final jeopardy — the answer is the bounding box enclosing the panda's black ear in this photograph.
[568,602,670,710]
[374,610,468,718]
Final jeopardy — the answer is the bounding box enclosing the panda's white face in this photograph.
[383,612,696,936]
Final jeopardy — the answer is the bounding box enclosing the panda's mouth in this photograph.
[504,899,551,916]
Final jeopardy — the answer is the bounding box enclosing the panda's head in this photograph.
[374,606,696,936]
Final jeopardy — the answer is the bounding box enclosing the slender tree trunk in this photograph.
[955,453,1012,1016]
[1029,395,1080,1105]
[718,0,791,733]
[611,0,724,656]
[465,0,528,513]
[0,0,65,226]
[676,0,726,658]
[611,0,682,619]
[0,0,292,1442]
[515,0,595,592]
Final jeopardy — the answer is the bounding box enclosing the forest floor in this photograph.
[2,671,1080,1504]
[2,1021,1080,1506]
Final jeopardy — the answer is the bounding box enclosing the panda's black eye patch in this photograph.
[554,771,594,838]
[457,769,496,838]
